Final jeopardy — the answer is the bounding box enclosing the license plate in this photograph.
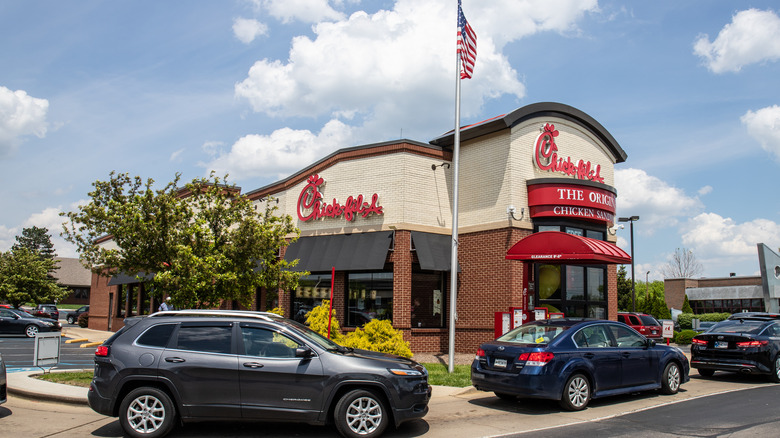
[494,358,507,368]
[651,330,657,334]
[715,341,728,349]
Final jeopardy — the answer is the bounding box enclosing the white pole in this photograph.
[448,26,462,374]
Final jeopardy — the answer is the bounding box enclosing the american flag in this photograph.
[457,0,477,79]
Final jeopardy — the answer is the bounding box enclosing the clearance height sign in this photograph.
[527,182,616,225]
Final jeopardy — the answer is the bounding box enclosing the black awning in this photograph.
[284,231,393,272]
[108,271,154,286]
[411,231,460,271]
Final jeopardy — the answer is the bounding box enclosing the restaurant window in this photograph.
[411,271,446,328]
[291,274,331,323]
[346,272,393,326]
[537,264,606,319]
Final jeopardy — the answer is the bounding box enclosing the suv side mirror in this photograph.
[295,346,314,358]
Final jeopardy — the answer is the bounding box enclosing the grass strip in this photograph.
[422,363,472,387]
[34,371,93,387]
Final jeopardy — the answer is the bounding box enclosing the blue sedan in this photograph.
[471,318,689,410]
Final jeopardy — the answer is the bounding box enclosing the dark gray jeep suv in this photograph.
[88,310,430,438]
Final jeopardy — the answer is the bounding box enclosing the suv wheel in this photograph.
[25,324,39,338]
[334,389,388,438]
[119,387,176,438]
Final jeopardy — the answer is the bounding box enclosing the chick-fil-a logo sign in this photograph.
[534,123,604,183]
[297,174,384,222]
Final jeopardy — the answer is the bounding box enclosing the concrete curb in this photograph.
[6,370,90,405]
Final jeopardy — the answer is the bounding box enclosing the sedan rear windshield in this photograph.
[497,323,571,344]
[710,320,765,335]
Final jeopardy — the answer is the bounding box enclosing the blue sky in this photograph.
[2,0,779,282]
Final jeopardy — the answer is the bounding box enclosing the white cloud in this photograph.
[693,9,780,73]
[681,213,780,258]
[170,148,186,162]
[697,185,713,196]
[0,224,18,252]
[615,168,703,233]
[203,119,354,180]
[262,0,345,23]
[0,85,49,155]
[234,0,597,146]
[233,17,268,44]
[741,105,780,162]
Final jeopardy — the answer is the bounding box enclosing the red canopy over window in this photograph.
[506,231,631,264]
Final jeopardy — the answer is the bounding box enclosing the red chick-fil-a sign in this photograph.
[297,174,384,222]
[534,123,604,183]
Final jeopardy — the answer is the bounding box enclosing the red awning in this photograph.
[506,231,631,264]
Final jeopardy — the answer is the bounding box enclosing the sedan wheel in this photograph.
[770,356,780,383]
[25,324,39,338]
[661,362,681,394]
[67,316,75,324]
[334,389,388,438]
[559,374,590,411]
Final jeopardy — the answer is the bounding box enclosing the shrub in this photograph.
[674,329,697,344]
[677,312,730,330]
[342,319,413,358]
[267,307,284,316]
[305,300,343,341]
[78,312,89,328]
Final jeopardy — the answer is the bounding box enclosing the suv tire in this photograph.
[334,389,388,438]
[119,387,177,438]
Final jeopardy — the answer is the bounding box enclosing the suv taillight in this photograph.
[95,345,110,357]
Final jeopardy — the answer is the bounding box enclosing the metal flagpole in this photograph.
[448,17,463,375]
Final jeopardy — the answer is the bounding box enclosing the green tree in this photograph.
[682,294,693,313]
[12,226,56,260]
[0,247,69,307]
[61,171,304,309]
[617,265,633,311]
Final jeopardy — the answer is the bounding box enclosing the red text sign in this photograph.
[534,123,604,183]
[297,174,384,222]
[527,183,616,225]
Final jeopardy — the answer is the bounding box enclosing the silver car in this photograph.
[1,352,7,405]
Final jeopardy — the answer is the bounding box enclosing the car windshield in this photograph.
[639,315,659,325]
[10,309,34,317]
[710,319,765,334]
[282,319,342,350]
[496,323,571,344]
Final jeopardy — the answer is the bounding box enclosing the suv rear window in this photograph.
[136,324,176,348]
[639,315,659,325]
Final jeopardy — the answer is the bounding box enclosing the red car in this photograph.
[618,312,663,339]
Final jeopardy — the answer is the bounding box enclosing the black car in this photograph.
[691,314,780,381]
[88,310,431,438]
[0,307,62,337]
[471,319,689,411]
[1,352,7,405]
[66,305,89,324]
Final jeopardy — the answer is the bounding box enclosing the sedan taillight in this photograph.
[518,352,554,366]
[475,348,486,359]
[691,338,707,346]
[736,340,768,348]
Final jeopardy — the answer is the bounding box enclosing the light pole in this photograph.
[618,216,640,312]
[646,270,650,311]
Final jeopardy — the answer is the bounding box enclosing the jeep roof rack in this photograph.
[150,309,283,322]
